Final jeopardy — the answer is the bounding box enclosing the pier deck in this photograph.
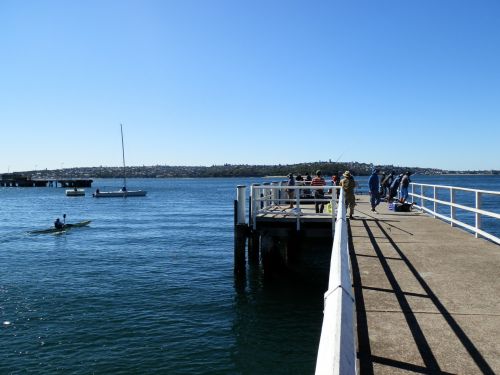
[349,195,500,374]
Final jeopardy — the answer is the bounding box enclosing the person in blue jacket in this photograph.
[368,168,380,212]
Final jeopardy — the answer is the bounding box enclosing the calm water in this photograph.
[0,176,498,374]
[0,178,325,375]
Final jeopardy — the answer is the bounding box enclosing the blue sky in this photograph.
[1,0,499,173]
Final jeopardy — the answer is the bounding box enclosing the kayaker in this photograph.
[54,218,64,229]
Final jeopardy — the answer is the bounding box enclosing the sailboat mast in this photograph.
[120,123,127,189]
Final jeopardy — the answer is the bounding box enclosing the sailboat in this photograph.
[92,124,147,198]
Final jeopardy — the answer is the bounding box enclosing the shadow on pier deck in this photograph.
[350,196,500,374]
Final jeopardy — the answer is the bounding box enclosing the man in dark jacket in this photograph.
[368,169,380,212]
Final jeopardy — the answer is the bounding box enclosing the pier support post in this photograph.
[261,233,276,277]
[234,186,248,277]
[234,201,247,276]
[248,231,260,265]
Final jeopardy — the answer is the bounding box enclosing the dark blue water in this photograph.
[1,176,498,374]
[0,178,324,375]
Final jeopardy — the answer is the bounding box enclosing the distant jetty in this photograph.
[0,173,92,188]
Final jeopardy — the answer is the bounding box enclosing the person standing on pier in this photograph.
[388,173,403,202]
[400,171,412,202]
[368,168,381,212]
[311,170,326,213]
[340,170,356,219]
[286,173,296,209]
[331,172,341,200]
[380,170,394,199]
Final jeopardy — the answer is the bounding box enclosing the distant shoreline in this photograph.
[4,163,498,180]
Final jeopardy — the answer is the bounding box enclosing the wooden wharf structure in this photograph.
[234,182,500,374]
[0,174,92,188]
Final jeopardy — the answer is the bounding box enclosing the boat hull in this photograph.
[92,190,147,198]
[66,189,85,196]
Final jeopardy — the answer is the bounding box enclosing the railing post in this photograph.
[411,183,414,203]
[296,185,301,231]
[252,184,259,230]
[450,187,456,227]
[331,193,335,236]
[333,188,337,216]
[433,186,437,218]
[420,185,424,209]
[261,182,269,209]
[295,185,300,210]
[236,185,246,225]
[475,191,482,238]
[271,182,279,205]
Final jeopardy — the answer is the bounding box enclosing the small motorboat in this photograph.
[66,189,85,196]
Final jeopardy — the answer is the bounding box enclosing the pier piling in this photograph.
[234,186,248,276]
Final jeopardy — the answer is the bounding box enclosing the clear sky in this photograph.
[1,0,499,173]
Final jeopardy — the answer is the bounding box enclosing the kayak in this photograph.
[29,220,92,234]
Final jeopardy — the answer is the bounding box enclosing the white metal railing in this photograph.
[250,183,340,232]
[410,183,500,245]
[315,188,356,375]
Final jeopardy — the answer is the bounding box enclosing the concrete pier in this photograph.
[236,183,499,374]
[349,196,500,374]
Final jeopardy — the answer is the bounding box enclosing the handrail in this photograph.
[315,188,356,375]
[250,184,340,232]
[410,183,500,245]
[410,183,499,195]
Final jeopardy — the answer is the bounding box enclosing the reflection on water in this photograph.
[232,238,331,375]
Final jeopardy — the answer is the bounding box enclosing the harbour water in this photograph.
[0,175,498,374]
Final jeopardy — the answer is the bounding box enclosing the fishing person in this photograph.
[380,170,394,199]
[400,171,412,203]
[368,168,381,212]
[388,174,403,202]
[340,170,356,219]
[311,170,326,213]
[331,172,341,200]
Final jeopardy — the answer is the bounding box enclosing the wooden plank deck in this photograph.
[349,195,500,374]
[256,204,334,222]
